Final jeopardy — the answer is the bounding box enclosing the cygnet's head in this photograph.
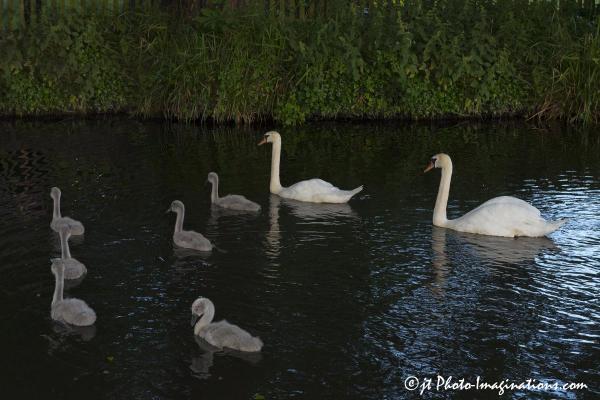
[258,131,281,146]
[167,200,185,213]
[51,259,65,276]
[50,187,61,199]
[191,297,214,326]
[424,153,452,173]
[207,172,218,184]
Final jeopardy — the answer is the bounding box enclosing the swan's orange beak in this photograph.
[424,161,435,173]
[258,138,267,146]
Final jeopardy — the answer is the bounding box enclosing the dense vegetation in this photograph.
[0,0,598,125]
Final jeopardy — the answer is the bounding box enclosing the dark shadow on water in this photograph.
[47,321,97,349]
[173,246,212,260]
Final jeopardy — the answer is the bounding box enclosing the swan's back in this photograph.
[174,230,212,252]
[58,258,87,280]
[52,299,96,326]
[216,195,261,212]
[452,196,564,237]
[282,179,362,203]
[199,320,263,352]
[51,217,85,235]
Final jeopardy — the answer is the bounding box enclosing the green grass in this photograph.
[0,0,598,125]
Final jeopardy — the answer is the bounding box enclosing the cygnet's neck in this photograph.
[194,303,215,335]
[52,268,64,306]
[174,207,184,234]
[59,229,71,259]
[52,194,61,220]
[209,178,220,203]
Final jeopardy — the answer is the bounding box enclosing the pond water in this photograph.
[0,119,598,399]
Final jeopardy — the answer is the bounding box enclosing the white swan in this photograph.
[167,200,212,252]
[50,260,96,326]
[191,297,263,352]
[424,153,566,237]
[50,187,84,235]
[56,226,87,280]
[207,172,261,212]
[258,131,363,203]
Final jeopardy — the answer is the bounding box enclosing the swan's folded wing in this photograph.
[452,196,547,237]
[218,195,261,211]
[175,231,212,250]
[476,196,541,216]
[286,179,337,194]
[204,321,261,351]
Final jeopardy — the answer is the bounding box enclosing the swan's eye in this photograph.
[431,158,436,164]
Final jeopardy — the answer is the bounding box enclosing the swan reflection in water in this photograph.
[173,247,212,261]
[265,195,358,258]
[430,226,559,296]
[190,336,262,379]
[44,322,97,355]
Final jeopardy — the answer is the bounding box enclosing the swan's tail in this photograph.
[349,185,363,197]
[252,337,264,352]
[552,218,568,229]
[543,218,567,235]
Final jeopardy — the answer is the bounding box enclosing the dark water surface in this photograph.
[0,120,598,399]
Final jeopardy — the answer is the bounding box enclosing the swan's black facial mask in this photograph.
[191,314,201,326]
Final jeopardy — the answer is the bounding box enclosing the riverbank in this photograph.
[1,1,598,125]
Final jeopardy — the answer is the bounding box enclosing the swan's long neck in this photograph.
[194,302,215,334]
[174,207,184,234]
[52,267,64,306]
[59,229,71,259]
[52,193,61,220]
[210,178,219,203]
[269,139,283,194]
[433,163,452,227]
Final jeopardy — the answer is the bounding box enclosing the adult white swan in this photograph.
[424,153,566,237]
[50,260,96,326]
[50,187,84,235]
[191,297,263,352]
[167,200,213,252]
[207,172,261,212]
[56,226,87,280]
[258,131,362,203]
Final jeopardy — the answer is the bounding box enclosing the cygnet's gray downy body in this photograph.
[56,226,86,280]
[207,172,261,213]
[50,187,84,235]
[50,260,96,327]
[167,200,213,252]
[191,297,263,352]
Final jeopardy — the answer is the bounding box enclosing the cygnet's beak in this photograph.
[257,138,267,146]
[191,314,200,327]
[165,208,171,214]
[424,161,435,173]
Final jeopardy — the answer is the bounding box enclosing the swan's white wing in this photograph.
[286,179,336,193]
[474,196,541,216]
[201,320,262,352]
[281,179,362,203]
[450,196,558,237]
